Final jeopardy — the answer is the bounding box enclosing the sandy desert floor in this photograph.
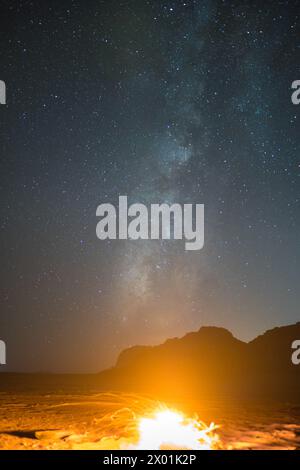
[0,391,299,450]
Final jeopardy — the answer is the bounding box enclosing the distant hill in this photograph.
[98,323,300,401]
[0,323,299,402]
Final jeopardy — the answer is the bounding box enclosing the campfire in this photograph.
[134,408,219,450]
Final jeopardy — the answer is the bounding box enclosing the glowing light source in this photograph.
[135,408,219,450]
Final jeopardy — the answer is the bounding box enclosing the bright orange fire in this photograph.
[134,408,219,450]
[69,395,220,450]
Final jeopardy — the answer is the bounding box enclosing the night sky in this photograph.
[0,0,299,372]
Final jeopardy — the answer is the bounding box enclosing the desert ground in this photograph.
[0,389,299,450]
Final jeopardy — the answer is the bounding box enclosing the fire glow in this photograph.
[68,395,221,450]
[134,409,219,450]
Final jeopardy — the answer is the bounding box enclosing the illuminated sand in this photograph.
[0,391,299,450]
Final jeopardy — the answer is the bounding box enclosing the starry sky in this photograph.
[0,0,299,372]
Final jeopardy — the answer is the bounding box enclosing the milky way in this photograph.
[0,0,299,371]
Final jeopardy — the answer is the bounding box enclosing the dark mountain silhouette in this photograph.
[98,322,300,401]
[0,323,299,402]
